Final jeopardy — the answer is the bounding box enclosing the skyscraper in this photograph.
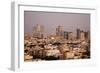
[56,25,64,36]
[80,31,85,40]
[68,32,74,40]
[33,24,45,38]
[76,29,81,39]
[85,31,90,40]
[63,31,68,39]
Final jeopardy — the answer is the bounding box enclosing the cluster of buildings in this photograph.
[32,24,90,41]
[56,25,90,41]
[24,24,90,61]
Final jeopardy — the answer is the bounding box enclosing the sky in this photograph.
[24,11,90,36]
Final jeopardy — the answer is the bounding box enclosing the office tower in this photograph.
[56,25,64,36]
[33,24,45,38]
[76,29,80,39]
[68,32,74,40]
[85,31,90,40]
[63,31,68,39]
[80,31,85,40]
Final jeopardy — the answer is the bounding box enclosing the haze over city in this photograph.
[24,11,90,35]
[24,11,90,61]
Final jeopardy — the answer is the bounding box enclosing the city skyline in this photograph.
[24,11,90,36]
[31,24,89,40]
[24,11,90,61]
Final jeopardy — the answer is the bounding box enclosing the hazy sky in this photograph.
[24,11,90,35]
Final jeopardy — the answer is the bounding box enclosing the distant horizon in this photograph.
[24,11,90,36]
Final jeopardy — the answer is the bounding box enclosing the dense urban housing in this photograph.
[24,24,90,61]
